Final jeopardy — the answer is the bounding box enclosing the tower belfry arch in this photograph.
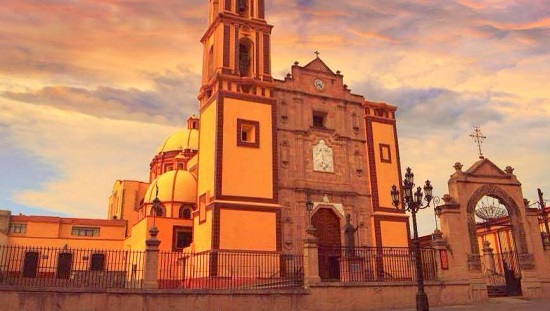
[437,158,547,299]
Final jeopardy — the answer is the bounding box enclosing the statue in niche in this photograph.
[239,41,251,76]
[344,213,358,257]
[238,0,247,13]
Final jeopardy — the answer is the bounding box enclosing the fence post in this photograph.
[481,240,495,272]
[143,226,161,289]
[432,229,449,280]
[303,227,321,288]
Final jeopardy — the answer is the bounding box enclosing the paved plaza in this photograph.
[396,297,550,311]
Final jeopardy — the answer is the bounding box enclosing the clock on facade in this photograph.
[313,78,325,91]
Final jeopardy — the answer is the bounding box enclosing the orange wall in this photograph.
[193,209,212,253]
[7,236,124,249]
[372,122,400,209]
[380,220,409,247]
[219,209,276,251]
[108,180,148,235]
[7,218,125,249]
[197,101,217,199]
[125,217,149,251]
[221,98,273,199]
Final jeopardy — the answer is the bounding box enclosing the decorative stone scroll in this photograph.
[313,140,334,172]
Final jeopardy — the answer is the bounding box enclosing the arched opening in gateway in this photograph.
[474,195,522,296]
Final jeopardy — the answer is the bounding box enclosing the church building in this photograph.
[1,0,409,264]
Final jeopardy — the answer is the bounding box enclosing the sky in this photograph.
[0,0,549,235]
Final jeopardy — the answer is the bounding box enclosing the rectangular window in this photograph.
[237,119,260,148]
[90,253,105,271]
[9,223,27,234]
[173,226,193,251]
[71,227,100,237]
[312,111,327,128]
[379,144,392,163]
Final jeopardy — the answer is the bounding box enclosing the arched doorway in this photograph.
[469,189,524,297]
[312,207,341,280]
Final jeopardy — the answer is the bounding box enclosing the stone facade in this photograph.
[274,58,373,251]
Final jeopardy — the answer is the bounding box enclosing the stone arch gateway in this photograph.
[466,184,529,256]
[436,158,547,299]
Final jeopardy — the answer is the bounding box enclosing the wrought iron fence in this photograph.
[157,250,304,289]
[317,246,439,282]
[481,251,521,286]
[0,245,144,289]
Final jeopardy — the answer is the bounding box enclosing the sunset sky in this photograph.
[1,0,549,234]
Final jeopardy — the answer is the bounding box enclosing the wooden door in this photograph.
[312,208,341,280]
[22,251,39,278]
[56,252,73,279]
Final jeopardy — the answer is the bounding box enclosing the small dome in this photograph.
[144,170,197,204]
[156,128,199,154]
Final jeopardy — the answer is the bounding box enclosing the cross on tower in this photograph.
[470,126,487,159]
[314,51,320,58]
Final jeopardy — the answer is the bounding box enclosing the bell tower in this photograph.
[194,0,279,253]
[198,0,273,101]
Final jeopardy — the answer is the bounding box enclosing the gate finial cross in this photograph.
[470,126,487,159]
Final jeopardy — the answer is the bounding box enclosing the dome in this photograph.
[144,169,197,204]
[156,128,199,154]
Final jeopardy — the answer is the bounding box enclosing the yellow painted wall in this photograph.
[7,218,126,249]
[188,155,198,172]
[7,236,124,249]
[195,98,216,254]
[193,210,212,253]
[108,180,148,235]
[125,218,149,251]
[372,122,400,209]
[219,209,276,251]
[476,228,515,253]
[197,101,217,200]
[380,221,409,247]
[221,98,273,199]
[58,223,125,240]
[25,221,60,238]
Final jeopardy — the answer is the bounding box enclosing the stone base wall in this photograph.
[0,281,474,311]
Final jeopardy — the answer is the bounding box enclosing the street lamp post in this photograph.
[537,188,550,244]
[391,167,434,311]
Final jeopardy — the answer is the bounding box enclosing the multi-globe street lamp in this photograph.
[391,167,435,311]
